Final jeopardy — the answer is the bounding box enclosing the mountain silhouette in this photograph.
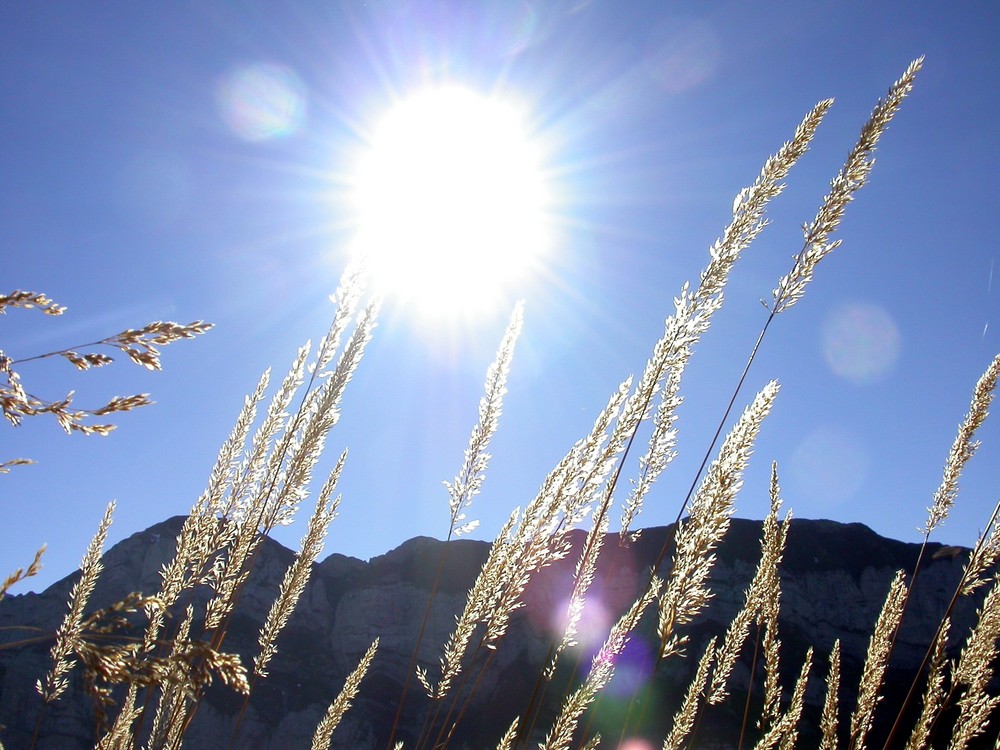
[0,516,991,749]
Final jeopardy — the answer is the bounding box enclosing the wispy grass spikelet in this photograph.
[544,506,609,680]
[772,58,922,313]
[479,379,635,653]
[80,320,213,372]
[311,256,368,379]
[759,467,789,728]
[962,505,1000,596]
[950,576,1000,750]
[418,506,521,699]
[311,638,379,750]
[1,545,45,601]
[421,377,637,699]
[203,366,273,519]
[417,513,520,699]
[820,640,841,750]
[1,344,149,435]
[155,367,271,612]
[849,570,908,750]
[1,292,209,442]
[2,314,210,436]
[0,290,67,315]
[494,717,519,750]
[698,96,832,307]
[924,353,1000,535]
[757,648,812,750]
[0,457,35,474]
[98,685,140,750]
[904,619,948,750]
[255,451,346,678]
[657,381,780,659]
[620,366,681,542]
[204,298,378,631]
[538,576,661,750]
[709,462,789,704]
[760,601,783,732]
[197,348,311,630]
[264,297,379,531]
[620,99,830,540]
[133,601,250,747]
[225,345,309,522]
[38,501,115,702]
[662,637,717,750]
[147,605,195,748]
[445,302,523,537]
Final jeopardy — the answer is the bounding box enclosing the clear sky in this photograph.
[2,2,998,593]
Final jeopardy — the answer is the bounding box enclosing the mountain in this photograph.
[0,517,990,749]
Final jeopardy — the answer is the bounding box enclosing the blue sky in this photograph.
[2,2,998,592]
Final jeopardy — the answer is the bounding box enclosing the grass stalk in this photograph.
[12,55,1000,750]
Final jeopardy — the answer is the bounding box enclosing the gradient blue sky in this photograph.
[3,2,998,592]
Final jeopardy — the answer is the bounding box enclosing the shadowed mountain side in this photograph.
[0,516,991,749]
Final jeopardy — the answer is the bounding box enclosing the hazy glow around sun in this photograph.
[352,87,550,318]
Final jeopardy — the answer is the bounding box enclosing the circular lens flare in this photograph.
[619,741,656,750]
[352,86,550,319]
[790,425,870,508]
[218,63,306,142]
[822,302,901,385]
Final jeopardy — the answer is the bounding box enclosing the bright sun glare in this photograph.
[352,87,550,318]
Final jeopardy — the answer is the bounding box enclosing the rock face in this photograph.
[0,517,991,749]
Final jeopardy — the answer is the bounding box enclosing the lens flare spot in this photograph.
[606,635,654,698]
[822,302,901,385]
[619,740,656,750]
[550,594,613,655]
[790,426,870,509]
[218,63,306,142]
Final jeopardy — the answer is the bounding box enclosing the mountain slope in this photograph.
[0,517,987,749]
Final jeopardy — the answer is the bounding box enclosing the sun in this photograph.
[351,86,550,319]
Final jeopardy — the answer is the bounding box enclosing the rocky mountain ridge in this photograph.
[0,516,989,749]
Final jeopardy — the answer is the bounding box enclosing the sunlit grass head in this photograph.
[351,86,551,319]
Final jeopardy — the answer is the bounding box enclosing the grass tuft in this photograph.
[5,57,1000,750]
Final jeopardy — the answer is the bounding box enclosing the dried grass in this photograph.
[925,354,1000,535]
[8,56,1000,750]
[311,638,379,750]
[37,502,116,703]
[1,546,45,602]
[1,302,211,438]
[445,302,523,538]
[538,577,662,750]
[849,571,908,750]
[819,640,841,750]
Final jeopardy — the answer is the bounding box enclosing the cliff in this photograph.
[0,517,987,749]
